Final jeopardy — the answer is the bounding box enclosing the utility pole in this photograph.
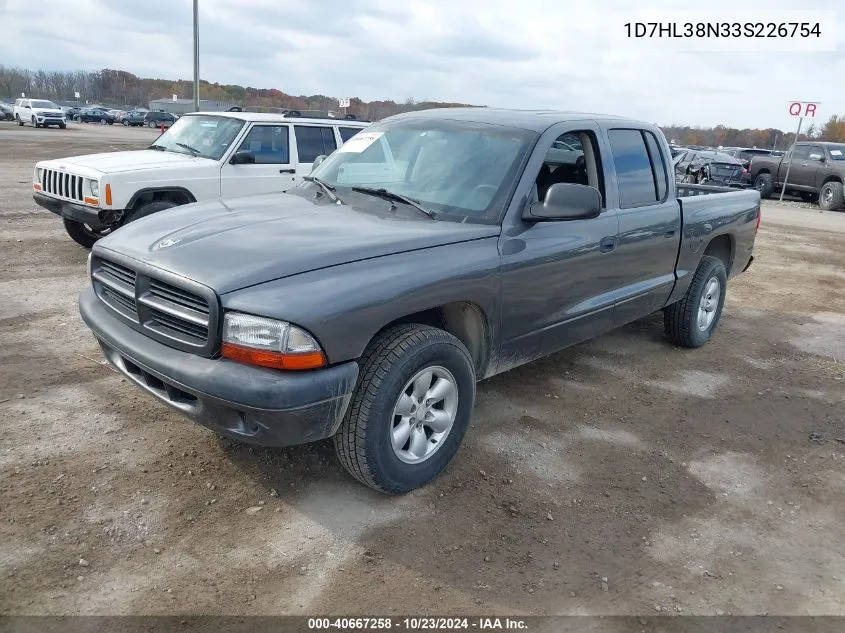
[192,0,200,111]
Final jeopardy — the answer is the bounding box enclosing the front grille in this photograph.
[91,256,218,355]
[41,169,84,202]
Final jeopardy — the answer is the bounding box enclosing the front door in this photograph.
[604,128,682,326]
[498,123,620,371]
[220,124,296,198]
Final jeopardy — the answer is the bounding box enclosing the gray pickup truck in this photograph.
[79,108,760,493]
[749,141,845,210]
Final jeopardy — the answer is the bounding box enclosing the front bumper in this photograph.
[33,192,110,229]
[79,288,359,447]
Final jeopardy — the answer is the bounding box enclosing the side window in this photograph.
[237,125,290,164]
[643,131,668,201]
[339,127,361,143]
[536,131,605,204]
[294,126,337,163]
[608,129,662,208]
[790,145,809,160]
[808,145,825,161]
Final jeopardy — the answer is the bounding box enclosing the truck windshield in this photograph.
[31,100,58,108]
[827,144,845,160]
[308,117,535,223]
[150,115,245,160]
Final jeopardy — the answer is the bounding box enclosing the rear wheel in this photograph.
[100,118,107,125]
[122,119,129,126]
[63,219,112,249]
[148,120,157,128]
[819,181,844,211]
[59,123,66,129]
[754,173,773,199]
[664,255,728,348]
[334,324,476,494]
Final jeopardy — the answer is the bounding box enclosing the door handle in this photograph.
[599,236,617,253]
[279,168,295,174]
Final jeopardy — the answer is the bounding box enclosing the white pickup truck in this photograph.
[32,111,371,247]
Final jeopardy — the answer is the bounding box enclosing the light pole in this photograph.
[193,0,200,111]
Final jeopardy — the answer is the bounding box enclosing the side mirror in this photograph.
[230,150,256,165]
[524,182,602,222]
[311,155,327,171]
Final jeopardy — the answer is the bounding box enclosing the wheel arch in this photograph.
[126,187,196,211]
[821,174,843,186]
[366,301,492,378]
[703,234,734,275]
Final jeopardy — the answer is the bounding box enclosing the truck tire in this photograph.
[334,324,476,494]
[124,200,177,224]
[664,255,728,349]
[754,173,773,199]
[16,115,23,126]
[63,218,111,249]
[819,181,844,211]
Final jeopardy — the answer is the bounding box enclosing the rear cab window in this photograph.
[339,127,362,143]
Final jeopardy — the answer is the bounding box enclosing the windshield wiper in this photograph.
[302,175,340,203]
[174,142,201,157]
[148,144,166,151]
[350,186,436,220]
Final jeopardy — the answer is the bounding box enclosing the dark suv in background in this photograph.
[143,111,176,128]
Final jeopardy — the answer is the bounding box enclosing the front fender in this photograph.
[220,238,502,367]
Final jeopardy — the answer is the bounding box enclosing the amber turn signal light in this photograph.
[221,342,326,371]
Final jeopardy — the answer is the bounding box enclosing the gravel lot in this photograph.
[1,122,844,617]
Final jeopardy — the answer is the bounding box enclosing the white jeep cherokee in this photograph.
[32,111,371,247]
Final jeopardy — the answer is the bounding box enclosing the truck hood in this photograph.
[35,108,64,116]
[94,192,500,294]
[40,150,211,175]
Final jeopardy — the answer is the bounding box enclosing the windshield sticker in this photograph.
[337,132,383,153]
[831,150,842,156]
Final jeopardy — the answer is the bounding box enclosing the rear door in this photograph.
[604,127,681,326]
[292,124,337,183]
[220,123,296,197]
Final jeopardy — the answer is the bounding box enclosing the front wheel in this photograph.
[31,117,39,128]
[62,218,112,249]
[122,120,129,126]
[15,114,23,126]
[100,118,107,125]
[59,123,66,129]
[334,324,476,494]
[664,255,728,348]
[148,120,157,128]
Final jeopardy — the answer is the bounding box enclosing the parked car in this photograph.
[673,150,746,187]
[13,98,66,128]
[143,111,177,128]
[721,147,775,184]
[0,103,14,121]
[75,107,760,493]
[31,111,371,246]
[121,110,147,126]
[75,107,115,124]
[748,142,845,209]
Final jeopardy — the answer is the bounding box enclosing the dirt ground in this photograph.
[1,122,844,618]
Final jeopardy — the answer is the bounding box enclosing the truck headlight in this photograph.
[35,168,42,183]
[221,312,326,370]
[90,180,99,197]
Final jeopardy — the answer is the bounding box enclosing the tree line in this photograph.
[0,66,471,121]
[2,65,844,143]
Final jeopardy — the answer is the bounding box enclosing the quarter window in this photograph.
[295,126,337,163]
[339,127,362,143]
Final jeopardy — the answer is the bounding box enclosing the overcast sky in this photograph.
[1,0,842,130]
